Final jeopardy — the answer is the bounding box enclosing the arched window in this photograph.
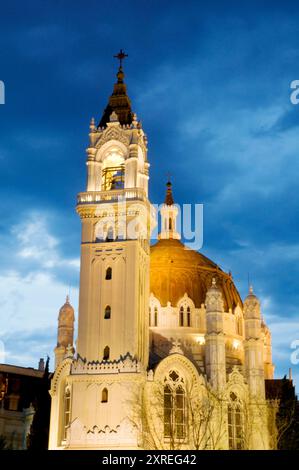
[104,305,111,319]
[149,305,158,326]
[179,304,192,327]
[164,370,186,441]
[103,346,110,360]
[154,307,158,327]
[106,227,114,242]
[102,164,125,191]
[164,384,172,438]
[175,385,185,439]
[169,218,172,230]
[179,306,184,327]
[63,388,71,441]
[187,306,191,327]
[105,267,112,280]
[101,388,108,403]
[228,392,244,450]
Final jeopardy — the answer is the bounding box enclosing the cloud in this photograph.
[0,269,79,370]
[12,24,81,60]
[12,213,80,270]
[2,327,57,368]
[0,212,79,370]
[270,105,299,133]
[268,317,299,388]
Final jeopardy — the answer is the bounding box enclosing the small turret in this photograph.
[54,296,75,368]
[205,278,226,390]
[244,286,265,398]
[261,320,274,379]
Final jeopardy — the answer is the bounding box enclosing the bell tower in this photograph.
[76,51,153,366]
[49,54,155,449]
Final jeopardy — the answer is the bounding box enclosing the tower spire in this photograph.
[165,179,174,206]
[98,50,133,128]
[159,179,180,240]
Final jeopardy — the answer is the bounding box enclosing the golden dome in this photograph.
[150,239,242,311]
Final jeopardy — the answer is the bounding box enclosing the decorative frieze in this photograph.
[71,353,142,375]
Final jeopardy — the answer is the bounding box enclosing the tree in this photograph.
[0,435,8,450]
[129,373,227,450]
[185,379,227,450]
[267,378,299,450]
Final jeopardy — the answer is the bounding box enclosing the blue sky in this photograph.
[0,0,298,387]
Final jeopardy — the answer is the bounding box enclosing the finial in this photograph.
[114,50,128,83]
[212,277,217,287]
[110,111,119,122]
[65,344,73,358]
[165,176,174,206]
[89,117,96,132]
[98,50,132,127]
[131,112,138,128]
[169,338,184,355]
[249,285,253,294]
[114,49,128,68]
[66,295,70,304]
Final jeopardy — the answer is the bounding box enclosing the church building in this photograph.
[48,53,277,450]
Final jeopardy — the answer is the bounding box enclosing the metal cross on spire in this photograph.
[114,49,128,68]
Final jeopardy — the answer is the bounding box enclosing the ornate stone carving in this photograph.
[244,289,261,319]
[71,353,142,375]
[147,369,154,381]
[96,126,130,150]
[169,339,184,355]
[109,111,119,122]
[205,278,224,313]
[69,417,137,447]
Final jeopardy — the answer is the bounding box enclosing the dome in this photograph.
[150,238,242,311]
[58,296,75,321]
